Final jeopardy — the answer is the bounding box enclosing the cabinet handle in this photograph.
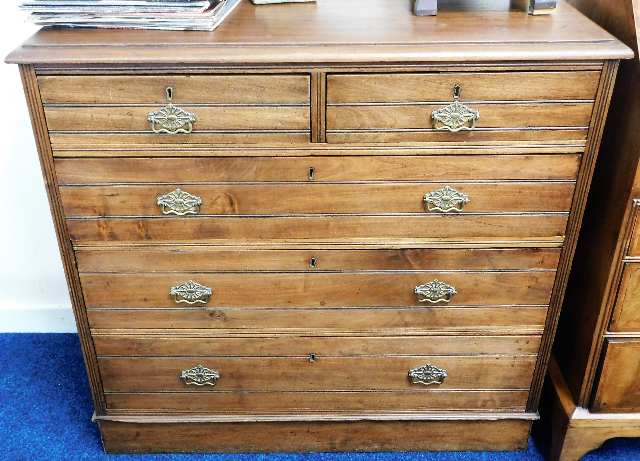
[147,86,197,134]
[408,364,447,386]
[170,280,212,305]
[414,279,457,304]
[423,185,470,213]
[157,188,202,216]
[431,84,480,132]
[180,364,220,386]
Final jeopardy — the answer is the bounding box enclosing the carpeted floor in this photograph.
[1,334,639,460]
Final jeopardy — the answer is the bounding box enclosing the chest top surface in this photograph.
[6,0,633,65]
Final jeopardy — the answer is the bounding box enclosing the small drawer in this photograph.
[59,182,575,217]
[609,264,640,332]
[592,339,640,412]
[326,71,598,144]
[627,200,640,257]
[40,74,311,145]
[80,271,556,309]
[75,247,562,273]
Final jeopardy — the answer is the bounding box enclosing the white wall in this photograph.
[0,4,76,332]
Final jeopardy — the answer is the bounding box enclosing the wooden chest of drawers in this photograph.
[6,0,631,453]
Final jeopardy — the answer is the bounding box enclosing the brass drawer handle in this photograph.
[424,185,470,213]
[157,188,202,216]
[170,280,212,305]
[415,279,457,304]
[147,86,197,134]
[408,364,448,386]
[431,84,480,132]
[180,364,220,386]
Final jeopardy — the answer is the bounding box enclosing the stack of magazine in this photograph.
[20,0,242,31]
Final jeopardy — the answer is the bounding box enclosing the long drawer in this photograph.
[80,272,555,309]
[40,74,311,145]
[59,182,575,217]
[326,71,598,143]
[99,356,536,393]
[75,247,562,273]
[96,335,536,413]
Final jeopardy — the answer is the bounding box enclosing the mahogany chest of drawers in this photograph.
[6,0,631,453]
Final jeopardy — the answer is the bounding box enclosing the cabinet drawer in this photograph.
[609,264,640,332]
[75,247,561,273]
[80,271,555,309]
[41,74,311,145]
[326,71,598,143]
[592,340,640,412]
[87,306,548,332]
[98,355,536,393]
[60,182,574,217]
[93,334,542,357]
[54,155,581,184]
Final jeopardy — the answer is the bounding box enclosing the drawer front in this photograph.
[609,264,640,332]
[87,306,547,332]
[75,247,562,273]
[105,390,530,413]
[54,155,581,184]
[326,71,598,143]
[80,272,555,309]
[592,340,640,412]
[627,200,640,257]
[66,215,569,244]
[60,182,575,217]
[92,334,542,357]
[41,74,311,145]
[98,355,536,393]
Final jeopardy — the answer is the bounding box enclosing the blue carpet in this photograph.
[1,334,639,460]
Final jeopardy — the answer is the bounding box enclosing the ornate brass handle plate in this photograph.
[424,185,470,213]
[180,364,220,386]
[147,86,197,134]
[408,364,448,386]
[157,188,202,216]
[431,84,480,132]
[170,280,212,305]
[415,279,457,304]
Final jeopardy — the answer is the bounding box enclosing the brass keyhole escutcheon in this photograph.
[309,257,318,269]
[308,353,317,363]
[308,167,316,181]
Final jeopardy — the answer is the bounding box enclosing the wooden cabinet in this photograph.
[6,0,631,454]
[537,0,640,460]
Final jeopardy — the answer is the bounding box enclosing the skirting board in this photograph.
[0,307,76,333]
[98,419,533,453]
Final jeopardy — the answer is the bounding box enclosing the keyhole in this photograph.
[166,86,174,101]
[309,257,318,269]
[453,84,461,100]
[308,353,317,363]
[308,167,315,181]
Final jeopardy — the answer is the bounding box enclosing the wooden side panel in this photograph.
[592,340,640,412]
[80,272,556,309]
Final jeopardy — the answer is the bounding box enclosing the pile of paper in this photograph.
[20,0,242,31]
